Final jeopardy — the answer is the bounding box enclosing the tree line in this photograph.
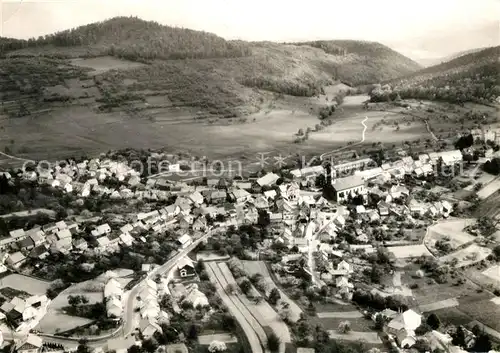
[1,16,252,61]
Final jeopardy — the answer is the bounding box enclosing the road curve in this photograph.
[35,229,216,347]
[320,116,369,161]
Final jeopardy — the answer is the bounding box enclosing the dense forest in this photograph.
[370,46,500,104]
[1,16,252,60]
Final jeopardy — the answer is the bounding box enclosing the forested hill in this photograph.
[371,46,500,104]
[0,16,252,60]
[0,16,423,119]
[293,40,421,85]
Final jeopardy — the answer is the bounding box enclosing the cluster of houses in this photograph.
[104,276,124,319]
[0,147,482,353]
[136,278,169,339]
[329,150,463,216]
[0,294,50,333]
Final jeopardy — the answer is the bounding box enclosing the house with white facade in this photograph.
[331,176,366,202]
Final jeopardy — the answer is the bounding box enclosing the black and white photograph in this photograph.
[0,1,499,352]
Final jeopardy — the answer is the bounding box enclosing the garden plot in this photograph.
[482,265,500,282]
[439,244,492,268]
[459,299,500,332]
[426,219,476,251]
[317,311,363,319]
[0,274,51,295]
[328,330,382,344]
[36,270,129,334]
[387,244,433,259]
[419,298,459,312]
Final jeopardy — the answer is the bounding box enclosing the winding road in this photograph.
[320,116,369,161]
[3,229,217,348]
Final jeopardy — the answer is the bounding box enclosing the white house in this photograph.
[256,172,280,187]
[387,309,422,348]
[331,176,366,202]
[91,224,111,237]
[177,234,193,249]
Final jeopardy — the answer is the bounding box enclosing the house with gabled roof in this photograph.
[177,257,196,278]
[15,334,43,353]
[119,233,134,247]
[230,188,252,203]
[177,234,192,249]
[387,309,422,348]
[139,318,162,339]
[91,224,111,237]
[6,252,26,269]
[192,217,207,232]
[253,195,269,209]
[257,172,280,187]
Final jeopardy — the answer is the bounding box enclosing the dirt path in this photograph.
[320,116,368,161]
[0,151,32,162]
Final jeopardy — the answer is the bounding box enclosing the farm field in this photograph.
[0,89,450,164]
[70,56,146,75]
[387,244,433,259]
[438,244,492,268]
[482,265,500,283]
[0,274,51,295]
[425,219,476,251]
[419,298,459,312]
[401,271,481,306]
[327,330,382,344]
[317,311,363,319]
[315,316,374,332]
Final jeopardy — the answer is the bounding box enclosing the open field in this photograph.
[438,244,492,268]
[482,265,500,282]
[317,311,363,319]
[0,274,51,295]
[36,270,129,334]
[327,330,382,344]
[315,316,374,332]
[425,219,476,251]
[459,299,500,332]
[387,244,433,259]
[419,298,459,312]
[401,271,481,306]
[0,91,450,164]
[70,56,146,75]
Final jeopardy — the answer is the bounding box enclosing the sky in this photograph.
[1,0,499,62]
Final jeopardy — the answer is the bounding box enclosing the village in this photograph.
[0,136,499,353]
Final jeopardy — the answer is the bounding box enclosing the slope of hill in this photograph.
[294,40,421,85]
[0,16,421,120]
[370,46,500,104]
[1,16,252,60]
